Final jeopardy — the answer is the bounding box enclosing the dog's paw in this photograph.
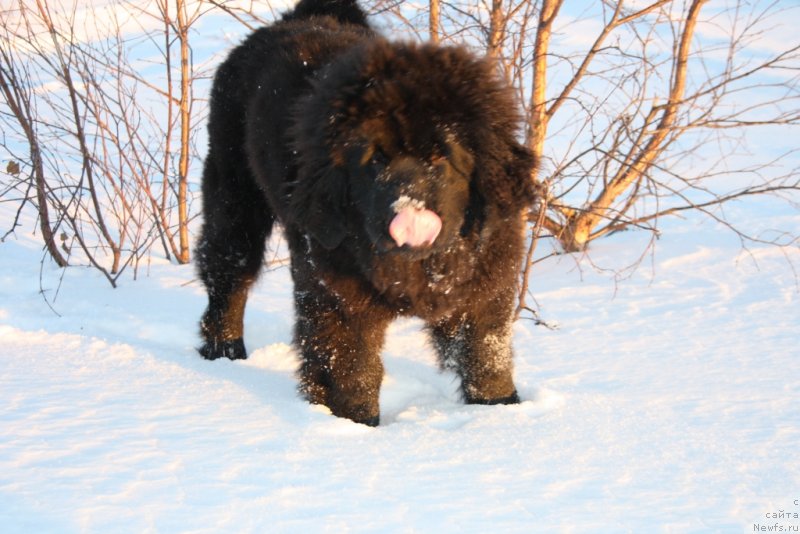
[465,390,520,405]
[198,338,248,361]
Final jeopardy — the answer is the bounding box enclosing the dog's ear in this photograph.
[474,139,537,214]
[506,141,538,207]
[290,166,348,250]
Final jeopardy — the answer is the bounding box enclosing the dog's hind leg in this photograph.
[196,153,274,361]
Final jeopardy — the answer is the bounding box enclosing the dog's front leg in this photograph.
[293,279,392,426]
[429,293,520,405]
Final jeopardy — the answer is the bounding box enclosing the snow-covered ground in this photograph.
[1,200,798,533]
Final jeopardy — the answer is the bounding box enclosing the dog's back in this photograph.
[196,0,372,361]
[283,0,369,26]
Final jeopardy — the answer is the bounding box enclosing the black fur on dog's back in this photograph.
[196,0,537,425]
[283,0,368,25]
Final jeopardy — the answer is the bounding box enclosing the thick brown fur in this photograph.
[196,0,537,426]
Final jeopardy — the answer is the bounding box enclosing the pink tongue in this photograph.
[389,207,442,247]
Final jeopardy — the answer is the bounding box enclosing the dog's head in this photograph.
[289,40,536,255]
[340,134,475,258]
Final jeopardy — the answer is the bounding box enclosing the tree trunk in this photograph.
[176,0,191,264]
[429,0,439,43]
[487,0,505,58]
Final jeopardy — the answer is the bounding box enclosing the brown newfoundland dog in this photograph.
[196,0,537,425]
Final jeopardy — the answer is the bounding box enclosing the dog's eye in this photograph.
[368,151,388,173]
